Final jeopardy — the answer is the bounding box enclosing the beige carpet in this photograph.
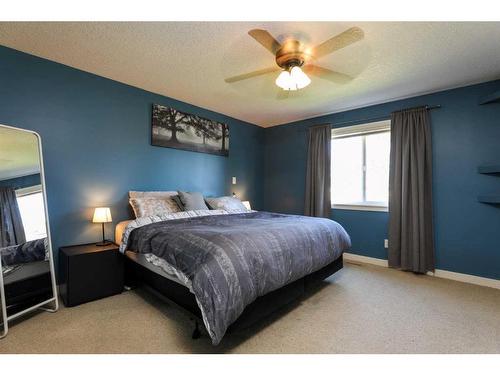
[1,262,499,354]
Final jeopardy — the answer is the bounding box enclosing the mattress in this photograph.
[124,250,190,291]
[115,220,133,245]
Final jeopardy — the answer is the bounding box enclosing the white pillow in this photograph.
[129,197,181,218]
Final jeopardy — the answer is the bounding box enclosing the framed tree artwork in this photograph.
[151,104,229,156]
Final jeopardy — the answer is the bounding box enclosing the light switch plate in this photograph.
[384,239,389,249]
[232,177,237,185]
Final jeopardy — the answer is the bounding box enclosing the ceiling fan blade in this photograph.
[303,65,354,84]
[225,67,281,83]
[248,29,282,55]
[313,27,364,59]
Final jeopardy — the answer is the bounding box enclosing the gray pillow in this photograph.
[205,196,248,211]
[177,191,209,211]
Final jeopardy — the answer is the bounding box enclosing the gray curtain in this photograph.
[388,107,435,273]
[0,187,26,247]
[305,125,331,218]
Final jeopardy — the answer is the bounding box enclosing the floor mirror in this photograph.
[0,124,58,338]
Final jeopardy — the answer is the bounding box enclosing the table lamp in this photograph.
[92,207,112,246]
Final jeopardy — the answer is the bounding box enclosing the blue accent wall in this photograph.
[0,173,41,190]
[1,44,499,281]
[0,45,264,258]
[264,80,500,280]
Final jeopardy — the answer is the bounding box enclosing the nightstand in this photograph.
[59,243,124,307]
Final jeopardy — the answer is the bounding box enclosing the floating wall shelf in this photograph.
[477,92,499,202]
[477,195,500,204]
[478,165,500,174]
[478,90,500,105]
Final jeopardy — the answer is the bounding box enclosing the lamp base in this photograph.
[96,240,112,247]
[96,222,112,246]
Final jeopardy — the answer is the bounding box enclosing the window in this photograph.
[16,185,47,241]
[331,120,391,211]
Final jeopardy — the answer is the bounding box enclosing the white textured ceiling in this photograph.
[0,22,500,127]
[0,126,40,180]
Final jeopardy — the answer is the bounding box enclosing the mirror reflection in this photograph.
[0,126,54,321]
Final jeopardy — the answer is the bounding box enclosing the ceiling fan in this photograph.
[224,27,364,92]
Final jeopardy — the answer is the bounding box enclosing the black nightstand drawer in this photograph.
[59,243,124,307]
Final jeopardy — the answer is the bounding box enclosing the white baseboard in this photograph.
[426,269,500,290]
[343,252,500,290]
[343,252,389,267]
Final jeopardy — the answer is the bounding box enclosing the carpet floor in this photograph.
[1,262,499,354]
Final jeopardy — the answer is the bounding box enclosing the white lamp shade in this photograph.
[242,201,251,210]
[92,207,112,223]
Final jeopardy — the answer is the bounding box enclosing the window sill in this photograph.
[331,204,388,212]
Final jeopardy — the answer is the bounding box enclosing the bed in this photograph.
[1,239,52,316]
[3,261,52,316]
[117,208,351,345]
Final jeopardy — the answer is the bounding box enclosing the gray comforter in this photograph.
[1,237,47,267]
[127,211,350,344]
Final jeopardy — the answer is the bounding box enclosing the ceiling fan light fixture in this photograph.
[226,27,363,95]
[290,66,311,89]
[275,70,293,91]
[275,66,310,91]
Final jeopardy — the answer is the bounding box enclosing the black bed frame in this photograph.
[124,254,343,340]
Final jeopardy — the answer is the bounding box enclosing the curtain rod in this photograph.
[307,105,441,129]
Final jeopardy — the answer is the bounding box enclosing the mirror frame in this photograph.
[0,123,59,339]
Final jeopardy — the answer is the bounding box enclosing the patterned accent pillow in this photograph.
[129,197,181,218]
[205,196,248,211]
[129,191,177,199]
